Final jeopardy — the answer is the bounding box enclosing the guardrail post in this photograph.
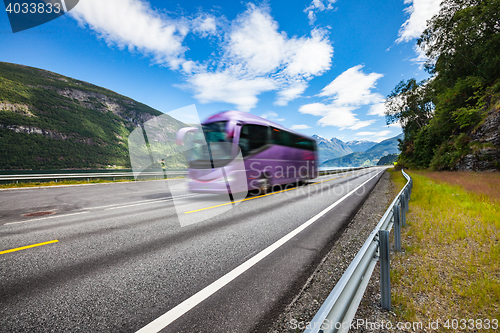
[379,230,391,310]
[401,191,405,210]
[394,205,401,252]
[401,197,406,227]
[405,190,409,213]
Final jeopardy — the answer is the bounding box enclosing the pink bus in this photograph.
[177,111,318,194]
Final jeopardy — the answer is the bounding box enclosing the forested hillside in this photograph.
[0,62,187,170]
[385,0,500,171]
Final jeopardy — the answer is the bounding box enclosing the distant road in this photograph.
[0,167,386,332]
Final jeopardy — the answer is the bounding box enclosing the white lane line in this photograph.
[2,194,203,226]
[93,198,175,210]
[135,169,384,333]
[105,199,168,210]
[4,211,90,226]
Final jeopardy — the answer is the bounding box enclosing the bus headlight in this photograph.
[218,175,236,183]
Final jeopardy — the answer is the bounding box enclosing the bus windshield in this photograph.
[189,121,233,168]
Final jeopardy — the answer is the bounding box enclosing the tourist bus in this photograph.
[176,110,318,194]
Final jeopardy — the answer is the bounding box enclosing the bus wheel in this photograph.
[260,177,271,195]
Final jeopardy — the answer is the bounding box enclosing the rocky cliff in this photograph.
[455,99,500,171]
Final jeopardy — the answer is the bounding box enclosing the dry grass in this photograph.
[419,171,500,203]
[389,170,500,332]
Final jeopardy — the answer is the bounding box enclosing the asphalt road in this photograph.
[0,167,387,332]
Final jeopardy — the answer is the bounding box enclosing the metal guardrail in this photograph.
[304,169,413,333]
[318,166,369,176]
[0,166,370,182]
[0,171,187,182]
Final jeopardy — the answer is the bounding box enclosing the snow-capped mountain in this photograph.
[345,139,377,152]
[312,135,353,163]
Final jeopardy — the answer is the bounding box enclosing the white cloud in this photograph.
[70,0,188,69]
[184,5,333,110]
[299,103,358,128]
[318,65,384,105]
[284,29,334,78]
[186,71,276,111]
[291,124,311,130]
[367,102,386,117]
[411,44,429,68]
[387,120,403,128]
[261,111,278,119]
[396,0,441,43]
[192,14,218,38]
[261,111,285,122]
[225,6,288,75]
[356,130,393,142]
[72,2,333,111]
[348,120,375,130]
[275,81,308,106]
[300,65,383,129]
[357,130,392,137]
[377,130,392,137]
[304,0,337,25]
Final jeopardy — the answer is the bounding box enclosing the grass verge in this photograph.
[389,169,500,331]
[0,178,135,189]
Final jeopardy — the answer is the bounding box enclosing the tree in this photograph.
[385,78,434,139]
[419,0,500,87]
[387,0,500,169]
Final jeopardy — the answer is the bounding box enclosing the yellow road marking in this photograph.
[184,186,298,214]
[0,239,59,255]
[184,173,360,214]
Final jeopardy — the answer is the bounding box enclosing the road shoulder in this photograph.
[267,170,395,332]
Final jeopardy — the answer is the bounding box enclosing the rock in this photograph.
[455,101,500,171]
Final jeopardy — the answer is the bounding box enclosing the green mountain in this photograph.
[320,134,403,167]
[377,153,399,165]
[365,133,403,156]
[0,62,187,170]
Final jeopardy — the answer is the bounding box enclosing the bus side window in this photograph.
[240,124,268,156]
[294,136,315,151]
[272,127,292,147]
[271,128,281,145]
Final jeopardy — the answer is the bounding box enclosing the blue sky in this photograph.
[0,0,441,142]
